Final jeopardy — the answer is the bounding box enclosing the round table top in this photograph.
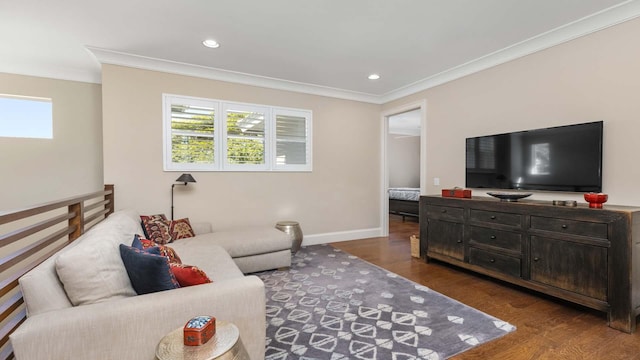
[156,321,239,360]
[276,220,299,227]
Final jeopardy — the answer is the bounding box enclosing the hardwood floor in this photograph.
[331,215,640,359]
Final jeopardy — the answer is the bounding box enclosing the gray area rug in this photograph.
[255,244,515,360]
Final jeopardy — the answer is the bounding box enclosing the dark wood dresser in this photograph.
[419,195,640,333]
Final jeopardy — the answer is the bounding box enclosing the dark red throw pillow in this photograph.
[170,263,212,287]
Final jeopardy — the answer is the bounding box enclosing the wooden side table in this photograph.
[156,321,249,360]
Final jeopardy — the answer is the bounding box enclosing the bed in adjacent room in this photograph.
[388,187,420,221]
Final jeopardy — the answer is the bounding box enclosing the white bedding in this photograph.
[388,187,420,201]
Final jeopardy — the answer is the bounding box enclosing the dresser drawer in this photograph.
[469,226,522,252]
[530,216,608,240]
[469,248,521,278]
[470,209,521,227]
[426,205,464,222]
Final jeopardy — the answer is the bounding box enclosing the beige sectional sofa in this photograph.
[10,209,290,360]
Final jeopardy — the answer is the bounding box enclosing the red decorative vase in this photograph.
[584,193,608,209]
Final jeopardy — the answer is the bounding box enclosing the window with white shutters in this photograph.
[274,110,310,170]
[163,94,312,172]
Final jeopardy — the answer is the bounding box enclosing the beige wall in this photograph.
[388,134,420,188]
[0,73,103,210]
[7,13,640,232]
[102,65,381,240]
[383,17,640,206]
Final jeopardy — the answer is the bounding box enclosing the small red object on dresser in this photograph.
[183,316,216,346]
[441,188,472,198]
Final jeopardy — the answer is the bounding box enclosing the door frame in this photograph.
[380,100,427,236]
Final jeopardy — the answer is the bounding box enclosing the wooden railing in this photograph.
[0,185,114,360]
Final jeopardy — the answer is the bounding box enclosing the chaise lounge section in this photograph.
[184,223,292,274]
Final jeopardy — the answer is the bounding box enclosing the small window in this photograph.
[0,95,52,139]
[163,94,312,172]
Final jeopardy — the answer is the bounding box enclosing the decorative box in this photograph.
[442,188,472,198]
[183,315,216,346]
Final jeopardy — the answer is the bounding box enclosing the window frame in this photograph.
[163,94,312,172]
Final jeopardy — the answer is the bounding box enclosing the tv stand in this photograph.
[419,195,640,333]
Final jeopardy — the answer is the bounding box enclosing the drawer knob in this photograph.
[533,257,540,262]
[490,235,496,240]
[490,258,496,263]
[442,209,447,213]
[490,215,496,220]
[456,239,462,243]
[561,224,568,229]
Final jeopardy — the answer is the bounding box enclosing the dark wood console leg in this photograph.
[607,309,635,333]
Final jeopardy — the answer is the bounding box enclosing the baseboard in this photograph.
[301,227,383,246]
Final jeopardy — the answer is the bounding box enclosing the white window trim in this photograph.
[163,94,312,172]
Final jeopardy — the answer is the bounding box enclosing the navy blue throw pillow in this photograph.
[119,244,179,295]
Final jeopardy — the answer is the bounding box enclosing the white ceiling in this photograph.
[2,0,639,103]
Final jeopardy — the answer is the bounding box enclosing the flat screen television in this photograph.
[465,121,603,192]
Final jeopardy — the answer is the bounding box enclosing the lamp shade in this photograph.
[175,173,196,184]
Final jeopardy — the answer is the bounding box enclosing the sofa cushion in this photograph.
[169,243,244,281]
[119,244,180,295]
[22,209,143,314]
[169,218,195,240]
[175,227,291,258]
[170,263,212,287]
[140,214,172,244]
[19,250,76,317]
[55,226,139,306]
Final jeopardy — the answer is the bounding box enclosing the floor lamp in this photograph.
[171,173,196,220]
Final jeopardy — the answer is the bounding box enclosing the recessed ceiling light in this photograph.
[202,39,220,48]
[368,74,381,80]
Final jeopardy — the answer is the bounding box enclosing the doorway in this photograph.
[380,100,426,236]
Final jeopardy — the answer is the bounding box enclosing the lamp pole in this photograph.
[171,173,196,220]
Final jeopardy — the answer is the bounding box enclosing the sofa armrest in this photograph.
[10,276,266,360]
[191,221,213,235]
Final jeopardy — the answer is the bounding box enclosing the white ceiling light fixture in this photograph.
[202,39,220,48]
[368,74,381,80]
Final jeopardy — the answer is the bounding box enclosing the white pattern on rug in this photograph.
[256,245,515,360]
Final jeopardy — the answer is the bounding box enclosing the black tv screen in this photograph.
[465,121,603,192]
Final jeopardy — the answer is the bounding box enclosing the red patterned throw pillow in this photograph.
[135,236,182,264]
[170,263,212,287]
[140,214,172,245]
[158,245,182,264]
[169,218,196,240]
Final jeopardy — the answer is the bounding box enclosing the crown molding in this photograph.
[86,47,382,104]
[0,60,101,84]
[379,0,640,103]
[57,0,640,104]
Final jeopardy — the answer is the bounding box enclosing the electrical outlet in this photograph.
[433,177,440,186]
